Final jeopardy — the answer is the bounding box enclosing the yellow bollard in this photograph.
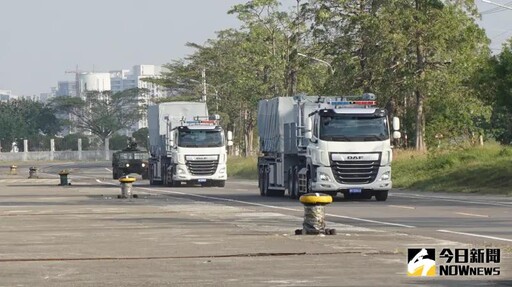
[296,193,336,235]
[9,165,17,175]
[118,177,137,199]
[58,170,71,186]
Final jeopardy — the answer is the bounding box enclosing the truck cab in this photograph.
[304,98,399,201]
[166,122,230,187]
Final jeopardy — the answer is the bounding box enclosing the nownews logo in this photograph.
[407,248,501,277]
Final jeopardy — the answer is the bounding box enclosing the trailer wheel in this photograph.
[375,191,388,201]
[287,169,296,199]
[259,166,268,196]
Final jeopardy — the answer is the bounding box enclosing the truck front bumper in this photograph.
[172,164,227,182]
[312,166,392,192]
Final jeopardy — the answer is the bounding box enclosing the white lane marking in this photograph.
[455,212,489,218]
[105,168,112,172]
[389,205,415,210]
[392,192,512,208]
[113,182,416,229]
[438,230,512,243]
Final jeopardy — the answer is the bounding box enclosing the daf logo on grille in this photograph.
[195,157,207,160]
[347,156,363,160]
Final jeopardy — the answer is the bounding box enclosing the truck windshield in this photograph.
[178,130,224,147]
[319,115,389,141]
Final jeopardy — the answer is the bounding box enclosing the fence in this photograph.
[0,150,114,162]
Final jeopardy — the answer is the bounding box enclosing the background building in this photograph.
[0,90,18,102]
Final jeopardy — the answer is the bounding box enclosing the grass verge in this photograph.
[227,156,258,180]
[227,143,512,195]
[393,144,512,196]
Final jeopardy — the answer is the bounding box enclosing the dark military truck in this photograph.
[112,142,149,179]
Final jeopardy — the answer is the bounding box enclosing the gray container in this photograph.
[258,95,324,154]
[148,102,208,156]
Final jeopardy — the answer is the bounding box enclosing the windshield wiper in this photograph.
[362,135,387,141]
[328,136,353,142]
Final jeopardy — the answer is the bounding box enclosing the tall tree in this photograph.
[51,88,146,146]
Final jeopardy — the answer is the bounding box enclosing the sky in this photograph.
[0,0,511,97]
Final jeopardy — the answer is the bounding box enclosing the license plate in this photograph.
[349,188,362,194]
[198,179,207,183]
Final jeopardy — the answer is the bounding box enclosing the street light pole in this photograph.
[297,52,335,75]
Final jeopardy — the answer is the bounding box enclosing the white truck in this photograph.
[257,94,400,201]
[147,102,232,187]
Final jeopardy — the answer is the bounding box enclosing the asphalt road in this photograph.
[39,161,512,248]
[0,161,510,286]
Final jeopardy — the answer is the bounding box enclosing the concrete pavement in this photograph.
[0,170,510,286]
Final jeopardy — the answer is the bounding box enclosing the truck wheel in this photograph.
[375,191,388,201]
[292,167,300,199]
[217,181,226,188]
[287,170,296,199]
[259,166,265,196]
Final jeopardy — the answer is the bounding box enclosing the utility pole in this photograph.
[201,68,207,103]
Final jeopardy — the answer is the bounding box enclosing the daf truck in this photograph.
[147,102,232,187]
[257,94,400,201]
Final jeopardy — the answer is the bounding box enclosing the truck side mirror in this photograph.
[227,140,233,147]
[392,117,400,131]
[393,131,402,139]
[227,131,233,141]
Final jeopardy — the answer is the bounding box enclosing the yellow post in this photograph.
[296,193,335,235]
[118,177,136,199]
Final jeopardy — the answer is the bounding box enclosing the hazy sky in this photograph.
[0,0,511,97]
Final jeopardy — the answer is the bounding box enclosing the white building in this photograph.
[56,81,78,97]
[0,90,18,102]
[39,87,57,103]
[79,72,111,95]
[110,65,170,134]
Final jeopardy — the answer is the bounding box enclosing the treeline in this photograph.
[150,0,512,155]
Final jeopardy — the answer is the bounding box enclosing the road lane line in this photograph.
[389,205,415,210]
[437,230,512,243]
[105,168,112,172]
[122,183,416,229]
[392,193,512,207]
[455,212,489,218]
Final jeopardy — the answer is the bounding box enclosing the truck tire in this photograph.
[259,166,270,196]
[216,181,226,188]
[375,191,388,201]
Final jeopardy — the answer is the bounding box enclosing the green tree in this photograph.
[132,127,149,149]
[0,99,62,151]
[50,88,146,148]
[303,0,489,151]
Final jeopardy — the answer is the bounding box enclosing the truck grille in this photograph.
[186,160,219,176]
[330,157,380,184]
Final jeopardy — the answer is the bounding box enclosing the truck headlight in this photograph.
[319,172,331,182]
[380,171,390,181]
[125,163,130,167]
[141,163,146,167]
[177,167,186,174]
